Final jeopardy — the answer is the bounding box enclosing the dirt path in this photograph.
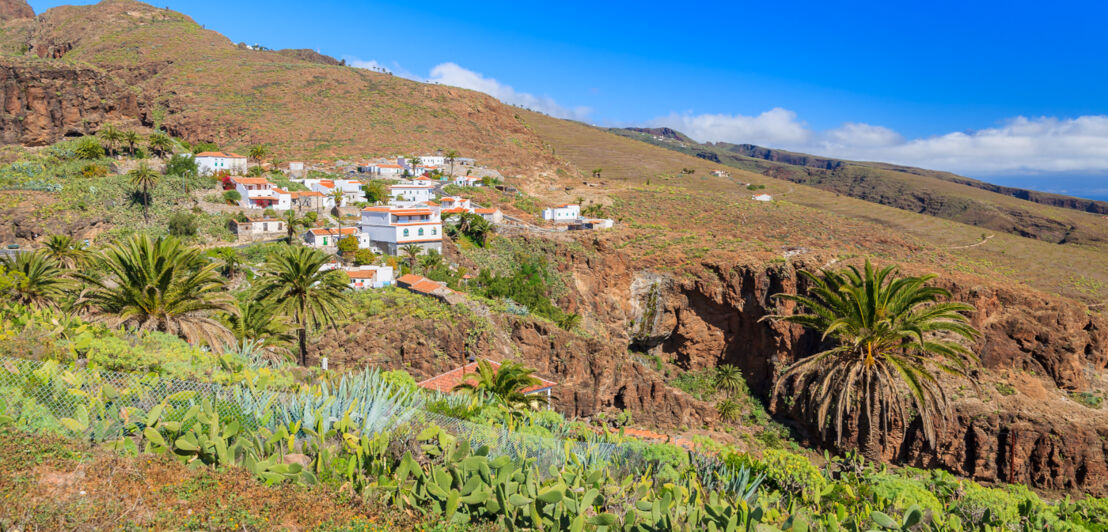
[950,234,994,249]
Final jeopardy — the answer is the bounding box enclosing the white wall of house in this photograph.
[232,178,291,210]
[359,207,443,256]
[542,204,581,222]
[389,184,435,203]
[197,153,247,175]
[452,176,482,187]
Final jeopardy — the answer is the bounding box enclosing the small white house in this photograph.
[310,179,366,207]
[752,194,773,202]
[390,183,435,204]
[359,205,443,256]
[318,263,395,290]
[542,204,581,222]
[302,227,368,249]
[366,163,406,176]
[452,176,482,187]
[196,152,248,175]
[231,177,292,210]
[474,208,503,224]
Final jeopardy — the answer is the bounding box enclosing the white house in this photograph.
[474,208,504,224]
[310,179,366,207]
[365,163,406,176]
[752,194,773,202]
[228,217,286,241]
[231,177,292,210]
[302,227,368,249]
[452,176,482,187]
[359,205,442,256]
[389,183,436,204]
[196,152,248,175]
[438,197,472,211]
[542,204,581,222]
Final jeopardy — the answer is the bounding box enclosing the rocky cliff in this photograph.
[0,0,32,22]
[0,60,139,145]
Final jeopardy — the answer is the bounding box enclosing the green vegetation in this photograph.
[452,359,548,409]
[768,261,980,450]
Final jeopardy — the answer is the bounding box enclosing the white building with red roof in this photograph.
[416,358,556,400]
[452,176,482,187]
[230,177,292,210]
[195,151,247,175]
[359,205,442,255]
[541,204,581,222]
[389,182,436,204]
[365,162,405,176]
[302,226,367,249]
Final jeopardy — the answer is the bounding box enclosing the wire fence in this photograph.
[0,356,672,475]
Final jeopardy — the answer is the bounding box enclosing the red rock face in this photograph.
[0,0,33,22]
[0,62,139,145]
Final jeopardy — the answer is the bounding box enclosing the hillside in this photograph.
[610,127,1108,248]
[0,0,562,175]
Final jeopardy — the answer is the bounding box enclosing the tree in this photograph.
[766,260,980,453]
[79,235,235,348]
[167,212,198,237]
[165,153,198,177]
[248,144,270,164]
[362,180,387,203]
[223,189,241,204]
[282,209,305,244]
[444,149,459,176]
[148,132,174,158]
[223,297,295,358]
[714,364,745,395]
[122,130,140,156]
[128,163,161,223]
[400,244,422,273]
[330,188,344,210]
[253,245,350,366]
[453,360,547,409]
[409,156,422,172]
[353,248,376,266]
[1,250,69,309]
[455,212,492,246]
[98,125,123,157]
[337,234,359,256]
[75,137,106,160]
[207,247,244,279]
[591,168,602,179]
[418,249,443,271]
[42,235,87,270]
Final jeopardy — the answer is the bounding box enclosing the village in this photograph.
[206,150,616,297]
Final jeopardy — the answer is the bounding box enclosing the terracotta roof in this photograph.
[390,184,434,189]
[440,207,466,214]
[374,164,403,169]
[317,180,335,188]
[474,208,498,214]
[554,204,578,208]
[272,187,289,195]
[416,359,556,395]
[346,270,376,280]
[391,209,433,216]
[291,190,324,197]
[231,177,272,185]
[409,279,444,294]
[423,200,440,207]
[308,227,358,236]
[195,151,247,158]
[396,274,424,285]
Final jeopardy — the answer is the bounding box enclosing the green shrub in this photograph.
[223,190,241,204]
[167,212,198,237]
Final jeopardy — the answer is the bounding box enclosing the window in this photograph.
[403,228,409,237]
[418,228,424,236]
[431,227,437,235]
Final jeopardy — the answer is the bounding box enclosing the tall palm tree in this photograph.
[98,124,123,158]
[282,209,305,244]
[128,163,161,223]
[206,247,244,279]
[330,188,344,210]
[400,244,422,273]
[253,245,350,366]
[1,250,69,309]
[42,234,87,270]
[148,132,173,159]
[79,235,235,348]
[453,360,547,409]
[223,297,295,358]
[765,260,979,452]
[122,130,140,157]
[444,150,458,176]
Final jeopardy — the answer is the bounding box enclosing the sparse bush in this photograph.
[167,212,198,237]
[222,190,241,204]
[74,137,106,160]
[80,163,108,178]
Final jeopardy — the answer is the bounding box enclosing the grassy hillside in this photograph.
[0,0,559,174]
[522,111,1108,303]
[609,128,1108,249]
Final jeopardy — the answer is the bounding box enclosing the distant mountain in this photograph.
[612,127,1108,246]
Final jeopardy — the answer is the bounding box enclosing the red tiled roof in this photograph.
[374,164,403,168]
[440,207,467,214]
[231,177,272,185]
[308,227,357,236]
[196,151,247,158]
[409,279,444,294]
[396,273,424,285]
[474,208,498,214]
[317,180,335,188]
[416,359,556,395]
[391,209,433,216]
[554,204,578,208]
[346,270,376,279]
[390,184,434,189]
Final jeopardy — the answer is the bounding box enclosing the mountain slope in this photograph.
[0,0,560,174]
[610,128,1108,248]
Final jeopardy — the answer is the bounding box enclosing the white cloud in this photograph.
[651,110,1108,176]
[427,62,591,120]
[648,108,812,146]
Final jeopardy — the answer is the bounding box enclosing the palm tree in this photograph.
[765,260,979,452]
[419,249,443,272]
[400,244,422,273]
[714,364,745,395]
[98,124,123,158]
[716,398,741,423]
[223,297,295,358]
[330,188,344,210]
[79,235,235,348]
[122,130,140,157]
[42,235,87,270]
[253,245,350,366]
[444,150,459,176]
[248,144,270,164]
[453,360,547,409]
[128,163,161,223]
[1,250,69,309]
[409,156,422,173]
[207,247,244,279]
[148,132,173,158]
[282,209,305,244]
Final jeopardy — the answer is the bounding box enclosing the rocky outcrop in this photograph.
[0,61,139,145]
[0,0,33,22]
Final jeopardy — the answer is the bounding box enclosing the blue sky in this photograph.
[30,0,1108,198]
